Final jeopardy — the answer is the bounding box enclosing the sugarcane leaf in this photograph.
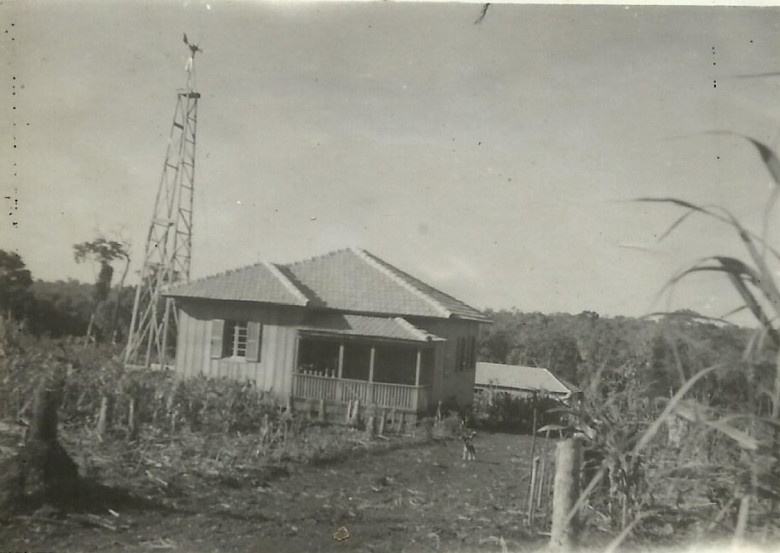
[705,419,759,451]
[634,197,780,262]
[724,133,780,185]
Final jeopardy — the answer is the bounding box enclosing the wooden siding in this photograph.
[174,298,483,408]
[408,318,481,408]
[174,299,305,396]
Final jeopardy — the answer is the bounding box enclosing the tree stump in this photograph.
[0,385,79,515]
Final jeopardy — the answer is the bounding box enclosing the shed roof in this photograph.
[299,314,443,343]
[166,248,489,322]
[474,362,573,396]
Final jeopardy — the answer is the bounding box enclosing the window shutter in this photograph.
[210,319,225,359]
[245,322,262,362]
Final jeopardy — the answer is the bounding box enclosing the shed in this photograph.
[474,362,577,399]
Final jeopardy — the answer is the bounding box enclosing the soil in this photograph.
[0,431,554,553]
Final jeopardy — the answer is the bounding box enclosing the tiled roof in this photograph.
[168,248,489,322]
[283,249,489,321]
[474,362,573,396]
[360,250,489,322]
[165,261,309,306]
[299,314,443,343]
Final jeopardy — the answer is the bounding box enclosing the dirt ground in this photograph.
[0,431,556,553]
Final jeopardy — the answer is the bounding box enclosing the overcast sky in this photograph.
[3,1,780,320]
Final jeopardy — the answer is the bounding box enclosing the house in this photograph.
[164,248,490,418]
[474,362,579,400]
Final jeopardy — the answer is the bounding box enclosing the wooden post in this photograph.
[550,438,582,551]
[368,347,375,404]
[365,412,375,439]
[97,395,113,439]
[527,456,540,527]
[345,399,353,424]
[350,399,361,427]
[378,408,386,435]
[128,396,140,441]
[337,343,344,379]
[318,398,326,422]
[286,394,294,414]
[415,349,422,387]
[537,429,550,509]
[30,386,58,442]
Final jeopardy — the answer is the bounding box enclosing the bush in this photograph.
[471,389,566,433]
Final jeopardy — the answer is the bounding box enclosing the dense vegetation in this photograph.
[0,250,134,342]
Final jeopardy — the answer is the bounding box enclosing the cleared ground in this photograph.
[0,431,553,553]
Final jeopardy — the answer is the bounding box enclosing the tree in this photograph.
[73,238,130,343]
[0,250,33,321]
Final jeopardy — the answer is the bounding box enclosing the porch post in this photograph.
[369,346,376,404]
[414,349,422,411]
[415,349,422,387]
[337,343,344,379]
[336,343,344,402]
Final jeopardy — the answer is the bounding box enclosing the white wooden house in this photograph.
[164,248,490,417]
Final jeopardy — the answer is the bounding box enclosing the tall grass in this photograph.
[564,136,780,550]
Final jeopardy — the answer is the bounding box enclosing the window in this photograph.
[224,320,248,358]
[455,335,477,372]
[210,319,262,361]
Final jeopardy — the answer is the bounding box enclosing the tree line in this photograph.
[479,308,759,412]
[1,243,134,343]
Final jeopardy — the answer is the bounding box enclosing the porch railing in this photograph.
[293,373,430,412]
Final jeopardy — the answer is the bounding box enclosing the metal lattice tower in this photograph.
[125,35,201,368]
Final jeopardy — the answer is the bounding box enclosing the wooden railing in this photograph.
[293,373,430,411]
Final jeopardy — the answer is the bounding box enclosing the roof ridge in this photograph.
[352,248,453,319]
[283,247,352,269]
[263,261,310,306]
[172,261,267,287]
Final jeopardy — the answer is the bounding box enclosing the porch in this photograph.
[293,373,431,411]
[292,315,439,413]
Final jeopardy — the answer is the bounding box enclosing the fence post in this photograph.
[550,438,581,551]
[527,455,540,527]
[318,398,326,423]
[378,408,386,436]
[349,399,360,427]
[128,395,140,441]
[96,395,113,439]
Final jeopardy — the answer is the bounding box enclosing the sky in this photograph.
[3,1,780,321]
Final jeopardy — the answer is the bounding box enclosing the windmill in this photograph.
[124,35,202,368]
